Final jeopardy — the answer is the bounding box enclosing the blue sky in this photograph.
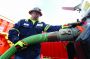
[0,0,82,25]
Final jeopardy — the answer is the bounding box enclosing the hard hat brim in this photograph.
[29,10,42,16]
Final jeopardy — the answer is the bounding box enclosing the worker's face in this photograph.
[31,11,40,19]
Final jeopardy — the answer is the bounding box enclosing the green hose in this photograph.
[0,33,49,59]
[22,33,49,44]
[0,27,80,59]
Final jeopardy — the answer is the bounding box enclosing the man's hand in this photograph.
[15,41,28,48]
[68,22,83,28]
[15,41,24,47]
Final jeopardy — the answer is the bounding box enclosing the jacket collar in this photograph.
[28,18,38,24]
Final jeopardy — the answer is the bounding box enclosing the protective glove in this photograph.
[62,22,83,29]
[15,41,28,50]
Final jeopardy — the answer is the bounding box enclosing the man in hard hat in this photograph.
[8,7,64,59]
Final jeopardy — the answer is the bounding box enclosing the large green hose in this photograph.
[0,33,50,59]
[0,28,81,59]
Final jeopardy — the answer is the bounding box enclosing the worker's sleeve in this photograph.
[42,22,62,32]
[8,20,22,43]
